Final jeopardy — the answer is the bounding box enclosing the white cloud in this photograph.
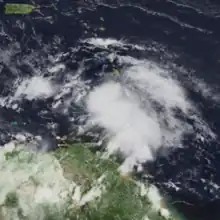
[86,54,214,174]
[14,76,56,100]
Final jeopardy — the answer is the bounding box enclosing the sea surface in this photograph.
[1,0,220,219]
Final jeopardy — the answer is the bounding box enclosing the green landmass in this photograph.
[0,142,180,220]
[5,4,36,15]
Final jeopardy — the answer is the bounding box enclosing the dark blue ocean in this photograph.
[1,0,220,219]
